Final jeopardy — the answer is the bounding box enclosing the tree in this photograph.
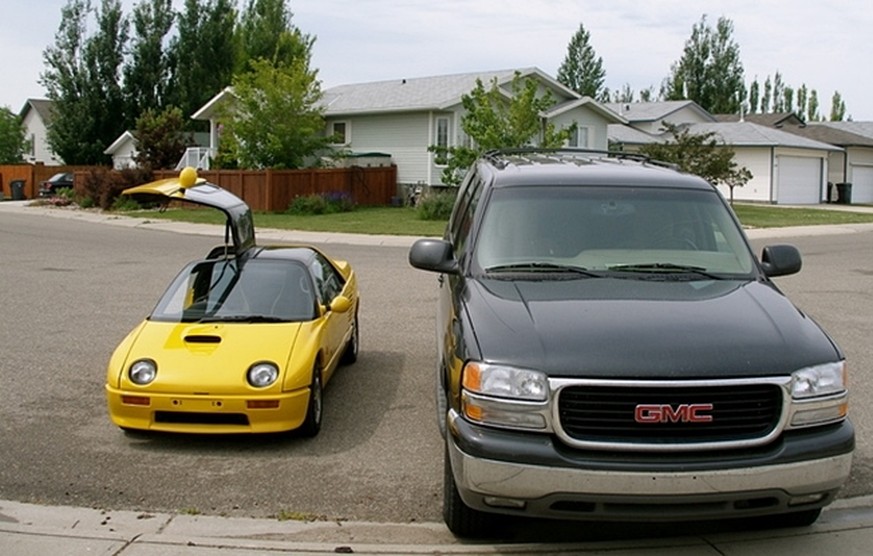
[830,92,847,121]
[0,107,28,163]
[556,23,606,100]
[235,0,313,72]
[663,15,745,114]
[807,90,820,121]
[639,123,752,204]
[167,0,237,125]
[41,0,129,164]
[133,106,193,169]
[747,79,760,113]
[123,0,175,121]
[430,73,573,185]
[217,57,326,169]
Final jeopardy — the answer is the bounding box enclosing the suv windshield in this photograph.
[150,259,317,323]
[474,185,755,277]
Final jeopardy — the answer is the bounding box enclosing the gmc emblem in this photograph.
[634,403,713,424]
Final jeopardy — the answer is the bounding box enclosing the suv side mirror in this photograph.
[408,239,459,275]
[760,244,802,277]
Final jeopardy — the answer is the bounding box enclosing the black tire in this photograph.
[299,368,323,437]
[769,508,822,528]
[341,313,359,365]
[443,444,494,537]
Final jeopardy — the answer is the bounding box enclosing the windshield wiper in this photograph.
[197,315,286,323]
[485,262,601,277]
[607,263,721,280]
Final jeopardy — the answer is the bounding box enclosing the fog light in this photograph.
[483,496,526,509]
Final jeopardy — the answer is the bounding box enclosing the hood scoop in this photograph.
[184,335,222,344]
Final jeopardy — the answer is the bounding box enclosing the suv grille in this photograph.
[558,383,783,446]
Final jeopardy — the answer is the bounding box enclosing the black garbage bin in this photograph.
[10,179,26,201]
[836,183,853,204]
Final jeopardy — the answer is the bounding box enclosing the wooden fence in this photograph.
[1,164,398,211]
[0,163,92,200]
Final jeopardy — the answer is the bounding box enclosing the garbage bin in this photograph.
[10,179,26,201]
[836,182,853,204]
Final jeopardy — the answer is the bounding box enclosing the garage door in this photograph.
[850,165,873,203]
[777,156,822,204]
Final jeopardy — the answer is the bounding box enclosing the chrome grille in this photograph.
[557,383,783,446]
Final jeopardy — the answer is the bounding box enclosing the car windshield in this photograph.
[48,173,70,182]
[150,258,317,323]
[474,185,756,278]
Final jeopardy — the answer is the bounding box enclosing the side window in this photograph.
[310,254,345,304]
[451,175,484,264]
[330,121,350,145]
[435,117,450,165]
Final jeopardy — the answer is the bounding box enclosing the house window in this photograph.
[330,121,350,144]
[568,125,590,148]
[435,117,450,165]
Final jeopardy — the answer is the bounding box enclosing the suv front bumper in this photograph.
[447,410,854,521]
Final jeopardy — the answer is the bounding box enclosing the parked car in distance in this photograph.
[105,168,359,437]
[409,148,854,537]
[38,172,75,197]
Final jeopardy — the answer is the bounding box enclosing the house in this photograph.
[609,102,841,204]
[778,121,873,203]
[103,130,211,170]
[19,99,62,165]
[190,68,627,188]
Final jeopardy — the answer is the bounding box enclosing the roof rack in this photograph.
[481,148,678,171]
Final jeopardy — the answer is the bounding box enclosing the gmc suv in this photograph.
[408,149,854,537]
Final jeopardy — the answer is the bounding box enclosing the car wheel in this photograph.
[299,367,323,437]
[443,443,494,537]
[340,313,359,365]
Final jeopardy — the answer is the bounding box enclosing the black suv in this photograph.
[409,149,854,537]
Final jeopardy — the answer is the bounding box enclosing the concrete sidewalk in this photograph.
[4,200,873,554]
[3,495,873,555]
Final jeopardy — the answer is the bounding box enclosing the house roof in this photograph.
[603,100,716,124]
[778,123,873,148]
[609,121,842,152]
[714,112,805,127]
[19,98,54,122]
[544,98,627,124]
[811,121,873,140]
[607,124,661,145]
[685,122,842,151]
[104,131,137,155]
[321,67,583,116]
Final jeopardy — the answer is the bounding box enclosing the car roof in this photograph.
[478,149,714,191]
[249,245,318,263]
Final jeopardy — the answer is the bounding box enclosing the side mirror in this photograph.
[408,238,459,274]
[329,295,352,313]
[760,244,802,277]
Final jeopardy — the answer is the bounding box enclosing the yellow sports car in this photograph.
[105,168,359,436]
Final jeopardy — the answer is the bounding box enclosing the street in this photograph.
[0,209,870,529]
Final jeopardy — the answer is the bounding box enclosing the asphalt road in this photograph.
[0,211,871,526]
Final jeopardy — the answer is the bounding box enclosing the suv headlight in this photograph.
[460,362,549,430]
[789,361,848,428]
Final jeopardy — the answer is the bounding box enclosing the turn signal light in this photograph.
[247,400,280,409]
[121,395,150,406]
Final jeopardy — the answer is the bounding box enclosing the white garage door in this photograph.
[850,166,873,204]
[777,156,822,204]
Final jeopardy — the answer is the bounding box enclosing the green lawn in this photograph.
[125,202,873,237]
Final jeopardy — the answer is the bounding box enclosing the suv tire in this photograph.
[443,445,494,537]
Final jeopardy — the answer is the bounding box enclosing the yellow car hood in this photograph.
[122,320,302,395]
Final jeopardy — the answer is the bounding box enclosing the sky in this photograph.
[3,0,873,119]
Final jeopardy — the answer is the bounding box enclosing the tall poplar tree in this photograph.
[235,0,314,71]
[167,0,237,125]
[41,0,129,164]
[663,15,744,114]
[556,23,606,100]
[123,0,175,122]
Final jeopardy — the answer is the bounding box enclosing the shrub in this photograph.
[286,192,354,215]
[80,167,155,210]
[416,189,456,221]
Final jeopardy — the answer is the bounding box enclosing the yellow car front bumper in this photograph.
[105,385,311,434]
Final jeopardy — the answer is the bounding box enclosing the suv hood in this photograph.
[465,277,839,378]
